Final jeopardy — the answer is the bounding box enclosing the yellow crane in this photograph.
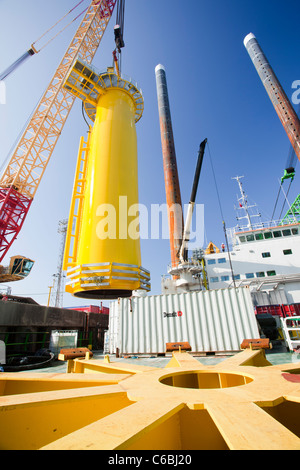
[0,0,118,282]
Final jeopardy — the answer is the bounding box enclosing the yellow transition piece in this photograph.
[63,60,150,299]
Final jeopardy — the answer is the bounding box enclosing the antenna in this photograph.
[50,219,68,308]
[232,176,261,229]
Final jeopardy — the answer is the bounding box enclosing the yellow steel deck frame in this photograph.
[0,349,300,450]
[62,59,150,298]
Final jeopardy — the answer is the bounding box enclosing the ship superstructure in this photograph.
[162,176,300,306]
[205,219,300,304]
[204,176,300,305]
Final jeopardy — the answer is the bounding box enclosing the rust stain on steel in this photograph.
[156,65,183,269]
[244,33,300,162]
[272,88,300,159]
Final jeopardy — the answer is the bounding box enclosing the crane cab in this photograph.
[0,256,34,283]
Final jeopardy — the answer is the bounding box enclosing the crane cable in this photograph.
[271,184,282,223]
[113,0,125,73]
[32,0,86,49]
[32,0,89,53]
[278,178,293,221]
[0,0,89,81]
[207,142,236,288]
[116,0,125,40]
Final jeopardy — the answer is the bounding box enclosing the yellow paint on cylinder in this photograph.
[78,89,140,269]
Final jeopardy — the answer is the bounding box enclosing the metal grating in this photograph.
[63,58,144,122]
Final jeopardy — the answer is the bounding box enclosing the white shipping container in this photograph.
[108,287,259,355]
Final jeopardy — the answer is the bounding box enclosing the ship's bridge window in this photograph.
[264,232,273,239]
[210,277,219,283]
[23,260,34,275]
[12,259,23,275]
[239,236,246,243]
[207,259,216,265]
[283,249,292,255]
[218,258,226,264]
[292,228,298,235]
[221,275,229,281]
[255,233,263,240]
[273,230,282,238]
[246,234,254,242]
[282,229,291,236]
[233,274,240,280]
[11,258,34,277]
[262,252,271,258]
[267,270,276,276]
[246,273,254,279]
[256,271,265,278]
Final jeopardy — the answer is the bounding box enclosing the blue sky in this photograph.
[0,0,299,307]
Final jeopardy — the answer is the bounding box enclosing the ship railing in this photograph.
[227,272,300,289]
[226,219,299,246]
